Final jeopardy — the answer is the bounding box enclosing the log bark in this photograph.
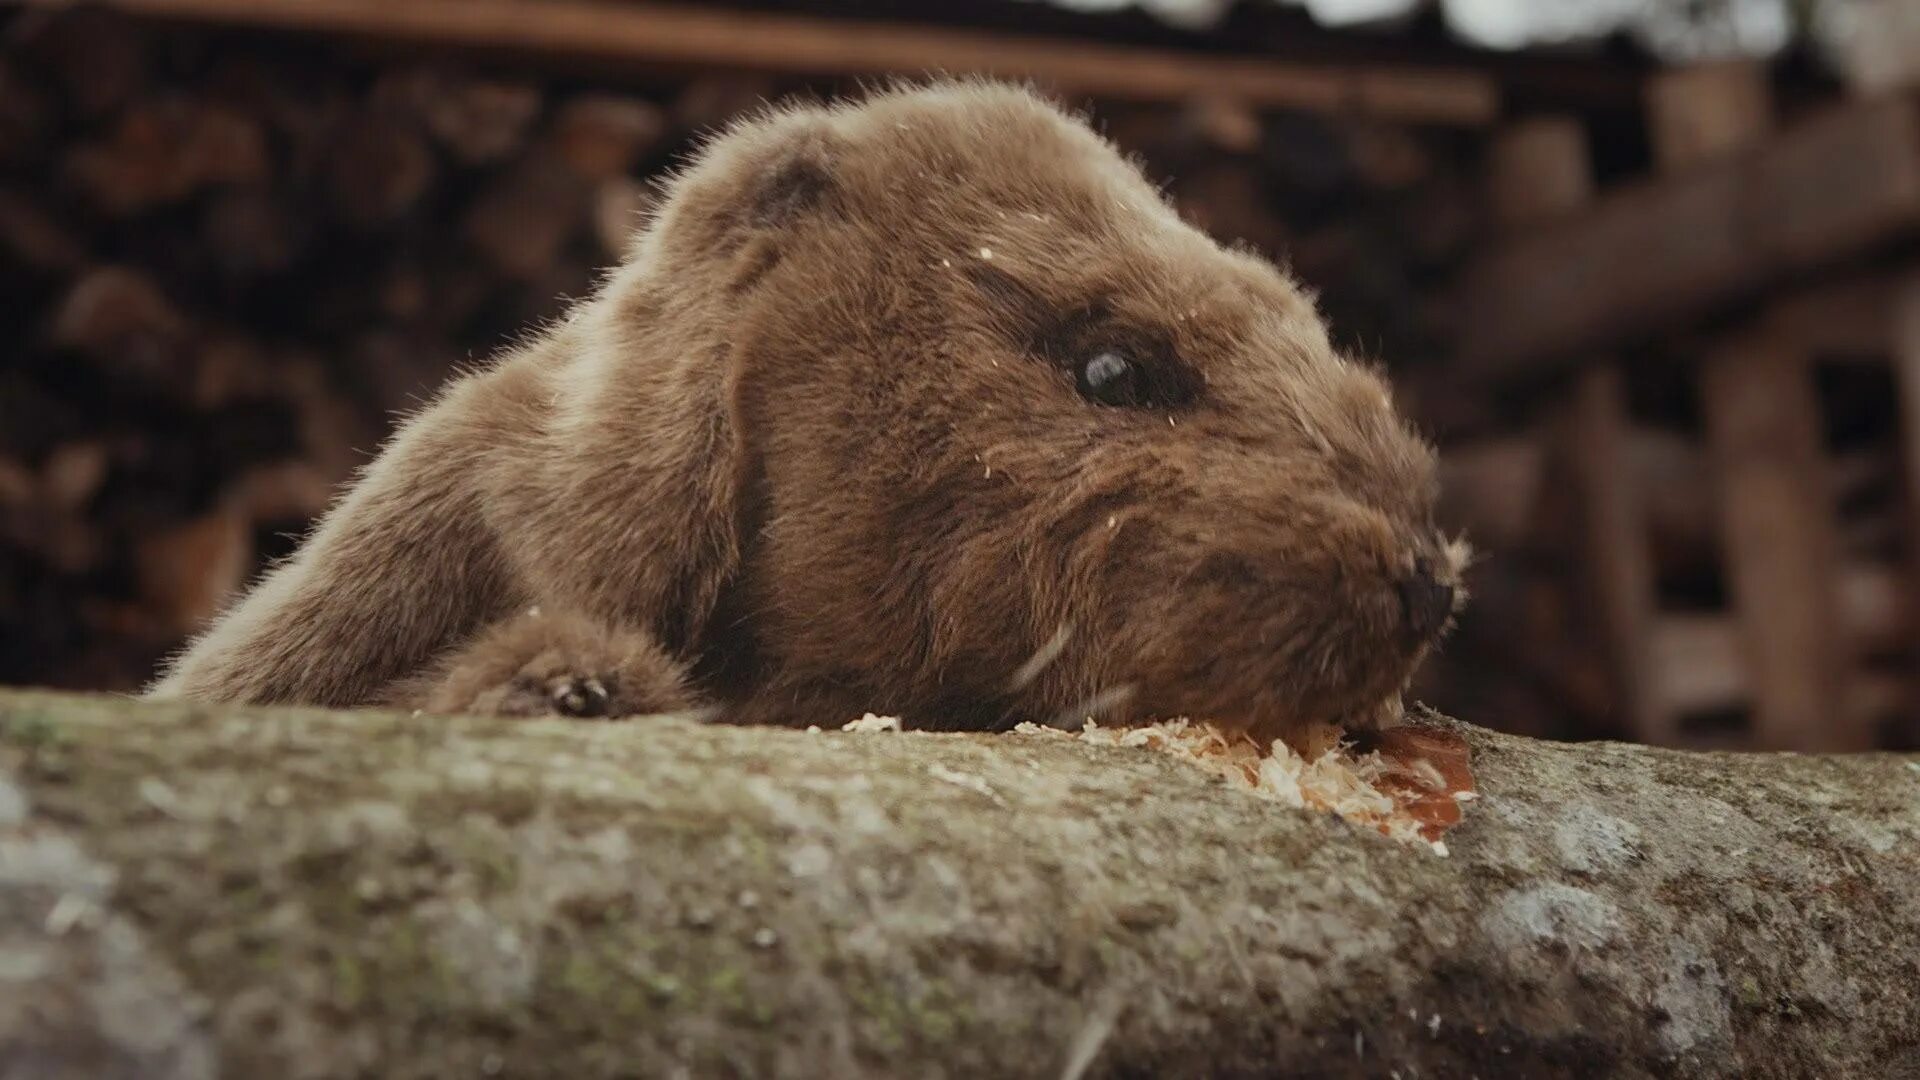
[1,690,1917,1078]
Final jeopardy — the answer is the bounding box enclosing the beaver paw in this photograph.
[396,609,699,720]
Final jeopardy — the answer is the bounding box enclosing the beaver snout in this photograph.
[1397,556,1456,644]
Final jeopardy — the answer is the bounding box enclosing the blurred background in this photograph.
[1,0,1915,750]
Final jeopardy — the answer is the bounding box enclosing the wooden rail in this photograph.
[1453,95,1920,377]
[13,0,1501,124]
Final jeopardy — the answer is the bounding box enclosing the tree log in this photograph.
[1,690,1916,1077]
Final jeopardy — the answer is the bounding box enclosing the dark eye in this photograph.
[1077,350,1141,406]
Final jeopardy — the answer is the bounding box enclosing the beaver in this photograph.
[150,81,1465,739]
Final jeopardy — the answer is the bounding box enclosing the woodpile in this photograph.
[1429,61,1920,750]
[0,6,1481,695]
[0,9,671,687]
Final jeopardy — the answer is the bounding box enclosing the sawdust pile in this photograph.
[1015,717,1476,855]
[834,711,1476,854]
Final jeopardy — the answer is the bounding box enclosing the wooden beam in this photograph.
[1654,64,1856,751]
[1763,271,1902,359]
[1651,562,1910,718]
[22,0,1501,124]
[1700,334,1855,749]
[1453,95,1920,378]
[1562,366,1667,739]
[1645,61,1773,168]
[1892,275,1920,732]
[1484,116,1668,742]
[1649,614,1744,717]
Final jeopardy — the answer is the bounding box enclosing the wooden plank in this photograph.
[23,0,1501,124]
[1896,277,1920,541]
[1485,117,1591,228]
[1649,614,1743,716]
[1764,271,1901,359]
[1562,366,1666,739]
[1651,561,1911,718]
[1484,117,1668,741]
[1656,63,1856,750]
[1699,335,1854,749]
[1454,96,1920,377]
[1646,61,1773,168]
[1892,275,1920,732]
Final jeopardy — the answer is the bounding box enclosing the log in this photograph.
[0,61,49,168]
[547,95,667,181]
[201,189,304,277]
[323,113,436,228]
[10,6,150,121]
[0,187,84,276]
[370,68,542,166]
[49,266,190,384]
[66,97,270,215]
[1452,96,1920,377]
[461,157,590,280]
[52,0,1500,124]
[1,690,1916,1077]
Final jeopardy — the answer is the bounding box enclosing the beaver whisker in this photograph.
[1046,683,1136,730]
[1007,622,1072,692]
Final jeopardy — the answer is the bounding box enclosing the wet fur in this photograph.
[150,82,1464,737]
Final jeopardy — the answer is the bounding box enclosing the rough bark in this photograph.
[0,689,1916,1079]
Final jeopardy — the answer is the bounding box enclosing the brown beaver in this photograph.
[149,81,1465,739]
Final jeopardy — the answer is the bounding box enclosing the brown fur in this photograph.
[150,81,1465,736]
[383,609,695,719]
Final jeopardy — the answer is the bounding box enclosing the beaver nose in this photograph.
[1398,558,1454,642]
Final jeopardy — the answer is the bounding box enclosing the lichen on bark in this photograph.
[1,690,1916,1078]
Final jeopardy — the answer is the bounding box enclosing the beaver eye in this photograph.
[1077,350,1141,406]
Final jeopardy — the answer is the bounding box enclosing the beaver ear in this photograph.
[746,130,838,227]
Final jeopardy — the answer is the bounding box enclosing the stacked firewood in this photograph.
[1425,407,1915,744]
[0,8,1483,699]
[1421,64,1920,751]
[0,9,708,687]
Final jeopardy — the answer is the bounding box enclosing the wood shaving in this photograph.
[822,711,1476,855]
[841,713,903,733]
[1014,717,1476,856]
